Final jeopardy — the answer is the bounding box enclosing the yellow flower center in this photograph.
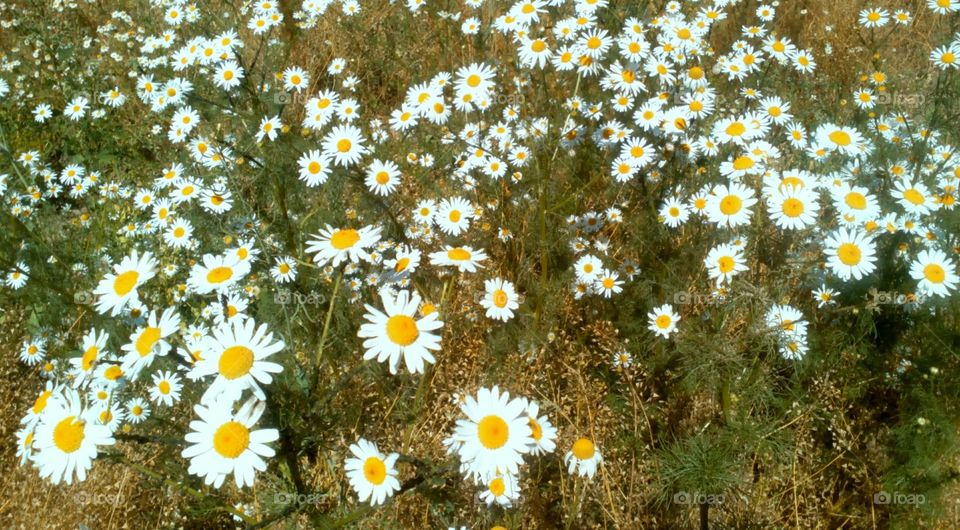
[837,243,862,266]
[477,415,509,449]
[845,192,867,210]
[330,229,360,249]
[219,346,254,379]
[82,346,99,371]
[493,289,509,308]
[903,188,925,205]
[363,456,387,485]
[53,416,85,453]
[113,270,140,296]
[207,266,234,284]
[782,198,804,218]
[136,327,162,357]
[571,438,595,460]
[656,314,672,329]
[466,74,481,87]
[718,256,735,273]
[489,477,506,496]
[829,130,852,146]
[32,390,52,414]
[447,248,471,261]
[213,421,249,458]
[719,195,742,215]
[923,263,945,283]
[386,315,419,346]
[337,139,352,153]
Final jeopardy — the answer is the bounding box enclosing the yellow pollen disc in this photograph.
[375,171,390,185]
[447,248,471,261]
[308,161,321,174]
[528,418,543,440]
[363,457,387,485]
[330,229,360,249]
[656,315,672,328]
[845,192,867,210]
[532,40,546,53]
[219,346,254,379]
[213,421,249,458]
[571,438,595,460]
[903,188,925,205]
[829,130,852,146]
[337,139,352,153]
[136,327,162,357]
[489,478,506,496]
[718,256,735,273]
[477,415,509,449]
[587,36,601,49]
[104,366,122,380]
[782,198,804,217]
[732,156,754,171]
[33,390,52,414]
[719,195,742,215]
[82,346,98,371]
[113,270,140,296]
[174,227,186,238]
[53,416,85,453]
[466,74,481,87]
[394,257,410,272]
[206,266,233,284]
[923,264,945,283]
[837,243,862,266]
[492,289,509,308]
[386,315,419,346]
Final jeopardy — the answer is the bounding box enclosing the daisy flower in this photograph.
[813,285,838,308]
[910,249,958,297]
[480,472,520,507]
[322,125,367,167]
[766,185,819,230]
[125,397,151,424]
[565,437,603,478]
[69,328,110,389]
[436,197,474,236]
[429,246,488,273]
[187,254,251,294]
[33,388,114,484]
[358,289,443,375]
[365,159,401,196]
[659,198,691,227]
[648,304,680,338]
[824,228,877,281]
[182,396,279,488]
[93,250,157,316]
[523,399,557,456]
[191,317,285,404]
[306,224,382,267]
[120,307,181,377]
[271,257,297,284]
[344,438,401,506]
[150,370,183,406]
[479,278,519,321]
[705,243,748,285]
[448,386,533,481]
[706,183,757,228]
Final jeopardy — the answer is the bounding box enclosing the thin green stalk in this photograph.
[316,269,343,367]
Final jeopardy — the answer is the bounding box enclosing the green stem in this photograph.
[316,269,343,368]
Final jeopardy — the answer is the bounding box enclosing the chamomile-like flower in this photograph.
[358,289,443,375]
[647,304,680,338]
[93,250,157,316]
[344,438,401,506]
[565,437,603,478]
[182,396,279,488]
[479,278,519,321]
[191,317,285,404]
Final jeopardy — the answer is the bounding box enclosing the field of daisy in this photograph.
[1,0,960,528]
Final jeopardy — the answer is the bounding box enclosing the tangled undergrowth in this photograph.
[1,0,959,528]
